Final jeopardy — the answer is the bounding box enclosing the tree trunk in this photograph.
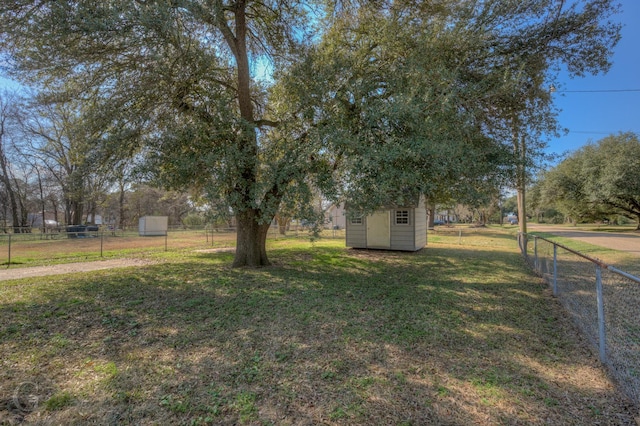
[0,195,7,232]
[51,197,59,225]
[517,187,527,234]
[219,3,269,268]
[86,201,97,225]
[118,184,126,229]
[4,181,20,233]
[513,126,527,236]
[276,215,290,235]
[233,209,271,267]
[66,199,84,225]
[64,199,71,225]
[0,151,20,233]
[13,177,30,233]
[426,202,435,228]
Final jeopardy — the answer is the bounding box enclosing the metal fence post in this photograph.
[7,234,11,268]
[165,231,168,252]
[100,231,104,257]
[552,244,558,296]
[595,265,607,363]
[517,232,521,253]
[533,236,537,269]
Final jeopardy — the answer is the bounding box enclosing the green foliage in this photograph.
[582,133,640,222]
[538,132,640,226]
[45,391,74,411]
[537,157,594,223]
[234,391,258,423]
[270,0,620,212]
[273,6,512,212]
[181,213,205,228]
[160,394,190,414]
[502,196,518,216]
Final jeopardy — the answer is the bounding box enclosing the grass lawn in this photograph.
[0,230,636,425]
[572,224,638,233]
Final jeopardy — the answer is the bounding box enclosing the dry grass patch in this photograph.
[0,234,637,425]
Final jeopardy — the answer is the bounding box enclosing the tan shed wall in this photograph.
[389,209,416,251]
[346,217,367,248]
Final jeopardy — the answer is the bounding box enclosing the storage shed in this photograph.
[138,216,169,236]
[346,196,427,251]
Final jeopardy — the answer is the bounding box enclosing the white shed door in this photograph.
[367,211,391,248]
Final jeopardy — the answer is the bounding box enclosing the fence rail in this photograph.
[518,233,640,406]
[0,226,345,269]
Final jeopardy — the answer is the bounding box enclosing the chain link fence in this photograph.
[518,233,640,406]
[0,225,345,268]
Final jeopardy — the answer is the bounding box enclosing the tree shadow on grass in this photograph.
[0,244,636,425]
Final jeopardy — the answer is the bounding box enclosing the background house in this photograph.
[325,203,346,229]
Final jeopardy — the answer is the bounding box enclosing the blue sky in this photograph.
[2,1,637,160]
[548,0,640,157]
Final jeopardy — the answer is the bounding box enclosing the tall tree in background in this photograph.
[540,132,640,228]
[22,100,97,225]
[0,91,29,232]
[581,133,640,229]
[539,155,595,224]
[0,1,621,266]
[455,0,621,235]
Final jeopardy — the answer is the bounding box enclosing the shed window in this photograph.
[351,217,363,225]
[395,210,410,225]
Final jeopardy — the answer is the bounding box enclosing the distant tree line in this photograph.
[530,132,640,229]
[0,91,211,232]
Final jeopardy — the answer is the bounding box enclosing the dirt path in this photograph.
[0,248,238,282]
[529,224,640,256]
[0,258,155,282]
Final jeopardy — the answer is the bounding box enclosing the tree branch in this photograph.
[254,119,279,128]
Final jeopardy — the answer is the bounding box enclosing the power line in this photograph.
[556,89,640,93]
[567,130,640,135]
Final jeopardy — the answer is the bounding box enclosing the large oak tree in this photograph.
[0,0,621,266]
